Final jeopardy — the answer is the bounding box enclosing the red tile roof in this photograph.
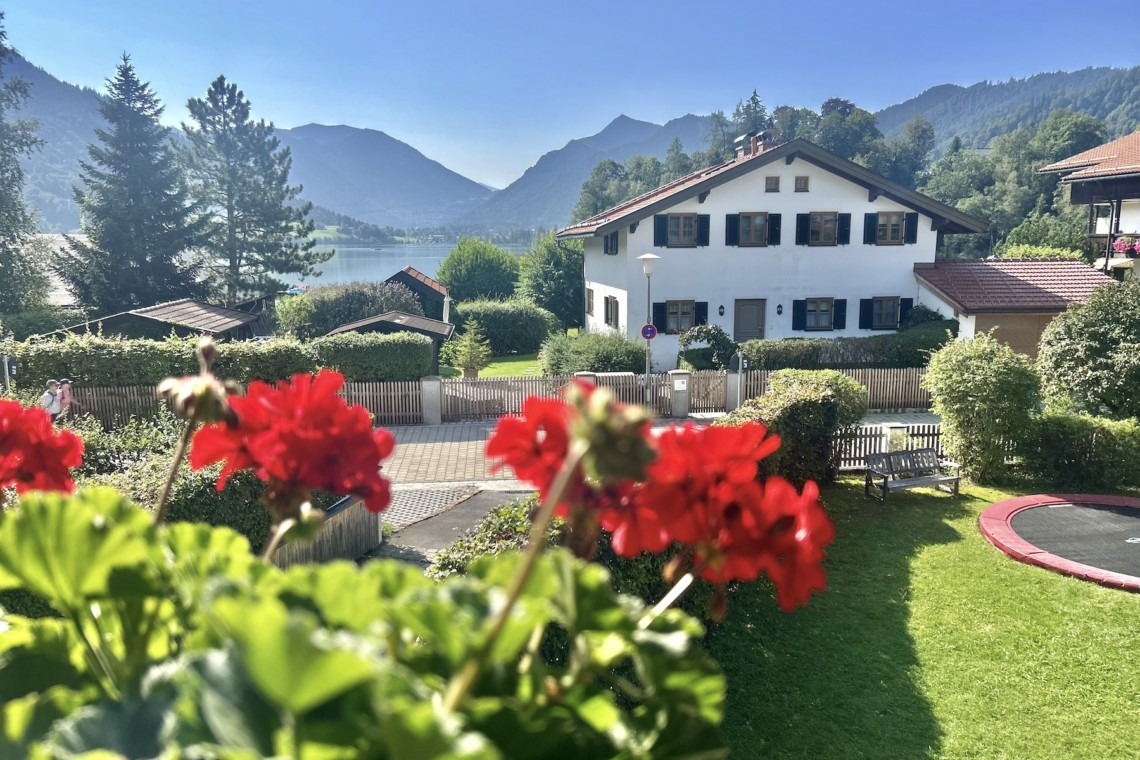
[1039,132,1140,181]
[913,260,1115,314]
[388,266,448,297]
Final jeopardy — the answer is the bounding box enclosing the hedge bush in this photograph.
[64,408,182,477]
[717,369,867,486]
[739,320,957,370]
[302,281,425,338]
[312,331,434,382]
[539,331,646,375]
[677,324,736,370]
[1018,413,1140,490]
[454,299,560,356]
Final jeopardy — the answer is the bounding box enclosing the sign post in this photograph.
[641,323,657,409]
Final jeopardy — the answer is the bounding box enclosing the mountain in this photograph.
[458,114,709,231]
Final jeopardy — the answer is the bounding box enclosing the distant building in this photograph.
[384,266,450,321]
[42,298,262,341]
[326,311,454,373]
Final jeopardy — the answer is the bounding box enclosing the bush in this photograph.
[995,244,1084,260]
[540,331,646,375]
[213,338,318,382]
[739,320,956,370]
[516,233,584,329]
[717,369,867,486]
[435,237,520,302]
[924,332,1040,483]
[677,324,736,370]
[0,306,89,340]
[274,293,316,337]
[303,281,424,338]
[64,407,182,477]
[454,299,559,356]
[899,304,944,329]
[1019,412,1140,490]
[441,320,491,375]
[313,331,434,381]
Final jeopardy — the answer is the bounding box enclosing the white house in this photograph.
[556,135,987,368]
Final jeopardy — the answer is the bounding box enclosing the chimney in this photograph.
[733,134,750,159]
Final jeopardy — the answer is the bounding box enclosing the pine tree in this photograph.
[732,90,771,134]
[182,76,329,304]
[57,56,204,311]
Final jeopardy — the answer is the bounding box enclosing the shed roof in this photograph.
[386,266,449,299]
[325,311,455,340]
[48,298,259,338]
[1039,132,1140,181]
[913,259,1115,314]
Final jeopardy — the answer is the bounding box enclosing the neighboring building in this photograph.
[556,135,987,368]
[325,311,455,373]
[43,299,262,341]
[1040,132,1140,279]
[385,266,450,321]
[914,259,1115,357]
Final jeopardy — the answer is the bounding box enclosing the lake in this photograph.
[288,243,531,286]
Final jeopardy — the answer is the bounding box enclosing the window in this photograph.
[765,176,780,193]
[665,300,695,334]
[876,212,904,245]
[739,212,769,246]
[603,231,619,255]
[795,176,810,192]
[805,298,833,330]
[586,288,594,316]
[604,296,620,328]
[809,212,838,245]
[872,297,899,329]
[667,214,698,247]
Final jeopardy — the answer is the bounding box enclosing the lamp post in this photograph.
[637,253,660,407]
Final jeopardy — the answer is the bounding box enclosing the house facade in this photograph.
[557,137,987,368]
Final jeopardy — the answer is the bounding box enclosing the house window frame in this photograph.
[586,288,594,316]
[794,176,810,192]
[805,297,834,331]
[667,213,698,247]
[603,230,619,255]
[738,212,769,247]
[665,299,696,334]
[809,212,839,246]
[765,176,780,193]
[876,212,905,246]
[604,295,620,328]
[871,296,900,330]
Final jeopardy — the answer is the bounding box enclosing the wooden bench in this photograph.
[864,448,961,501]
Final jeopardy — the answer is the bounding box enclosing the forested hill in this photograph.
[876,67,1140,152]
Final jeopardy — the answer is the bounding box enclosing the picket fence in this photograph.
[441,373,672,421]
[835,423,943,470]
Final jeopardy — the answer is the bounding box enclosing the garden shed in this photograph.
[326,311,454,373]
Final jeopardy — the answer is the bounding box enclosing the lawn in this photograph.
[710,479,1140,759]
[440,353,541,379]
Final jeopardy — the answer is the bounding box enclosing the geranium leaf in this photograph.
[0,617,89,701]
[40,696,173,758]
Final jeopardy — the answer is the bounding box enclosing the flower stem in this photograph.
[153,419,196,525]
[638,570,695,630]
[442,444,585,712]
[261,518,296,561]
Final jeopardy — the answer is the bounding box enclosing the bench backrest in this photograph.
[865,452,894,475]
[888,448,940,476]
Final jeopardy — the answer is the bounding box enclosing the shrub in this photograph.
[677,324,736,370]
[274,293,316,337]
[441,320,491,375]
[516,233,584,329]
[454,299,559,356]
[435,237,520,302]
[540,331,646,375]
[899,304,944,329]
[1019,412,1140,490]
[995,243,1084,260]
[0,306,89,340]
[64,407,182,477]
[739,320,956,370]
[718,369,867,486]
[924,332,1040,483]
[313,330,433,381]
[213,338,317,382]
[303,281,424,338]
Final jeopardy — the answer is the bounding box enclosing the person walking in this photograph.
[40,380,62,423]
[58,379,73,419]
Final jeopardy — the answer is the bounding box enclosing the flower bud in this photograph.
[565,381,655,484]
[196,337,218,372]
[709,587,729,623]
[158,374,235,424]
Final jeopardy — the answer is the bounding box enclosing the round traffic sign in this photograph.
[641,324,658,340]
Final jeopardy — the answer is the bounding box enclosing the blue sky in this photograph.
[4,0,1136,188]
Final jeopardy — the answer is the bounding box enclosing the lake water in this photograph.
[288,243,531,286]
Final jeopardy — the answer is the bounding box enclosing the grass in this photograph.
[710,478,1140,759]
[440,353,541,379]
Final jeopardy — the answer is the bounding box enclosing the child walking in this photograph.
[40,380,62,423]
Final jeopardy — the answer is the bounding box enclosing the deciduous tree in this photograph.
[516,232,583,329]
[436,237,519,302]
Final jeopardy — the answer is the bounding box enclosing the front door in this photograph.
[734,299,765,341]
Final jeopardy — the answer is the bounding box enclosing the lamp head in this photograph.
[637,252,661,276]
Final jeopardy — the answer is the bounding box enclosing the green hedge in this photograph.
[717,369,867,486]
[739,320,957,370]
[540,331,646,375]
[454,299,560,356]
[312,331,434,382]
[1018,413,1140,490]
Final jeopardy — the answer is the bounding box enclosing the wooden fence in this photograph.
[835,423,943,470]
[441,373,671,421]
[342,380,423,426]
[690,370,728,413]
[741,367,930,411]
[271,495,380,568]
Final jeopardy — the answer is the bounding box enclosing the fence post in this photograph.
[421,376,442,426]
[573,371,597,386]
[726,369,741,411]
[667,369,691,418]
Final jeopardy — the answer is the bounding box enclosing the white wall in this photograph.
[583,156,943,367]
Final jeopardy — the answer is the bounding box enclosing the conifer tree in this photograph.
[181,76,329,304]
[58,56,205,312]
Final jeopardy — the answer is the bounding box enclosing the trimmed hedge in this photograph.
[739,320,957,370]
[717,369,867,486]
[539,331,646,375]
[312,331,434,382]
[1018,413,1140,490]
[454,299,560,356]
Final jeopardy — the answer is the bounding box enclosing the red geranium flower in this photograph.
[0,399,83,494]
[485,395,571,496]
[189,371,395,513]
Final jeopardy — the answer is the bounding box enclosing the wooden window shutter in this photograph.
[697,215,711,246]
[837,214,852,245]
[795,214,810,245]
[725,214,740,246]
[695,302,709,326]
[653,215,668,247]
[615,299,620,327]
[899,298,914,325]
[791,300,807,330]
[904,213,919,244]
[858,299,874,329]
[768,214,781,245]
[833,299,847,330]
[863,213,878,245]
[652,302,667,331]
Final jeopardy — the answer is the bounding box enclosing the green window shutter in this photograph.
[768,214,781,245]
[858,299,874,329]
[904,213,919,244]
[725,214,740,246]
[697,215,711,246]
[652,302,667,331]
[795,214,810,245]
[833,299,847,330]
[837,214,852,245]
[695,302,709,326]
[791,300,807,330]
[653,215,668,247]
[864,213,878,245]
[899,298,914,326]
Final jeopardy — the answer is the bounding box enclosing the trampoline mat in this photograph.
[1010,503,1140,578]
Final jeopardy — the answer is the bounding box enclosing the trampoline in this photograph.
[979,494,1140,591]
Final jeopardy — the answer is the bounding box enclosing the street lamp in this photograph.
[637,253,660,407]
